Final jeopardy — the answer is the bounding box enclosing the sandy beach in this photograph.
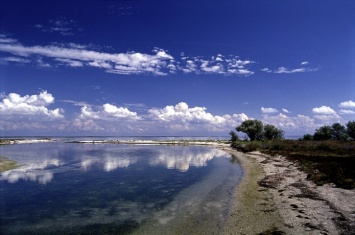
[223,148,355,235]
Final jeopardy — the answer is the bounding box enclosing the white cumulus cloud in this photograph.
[149,102,216,123]
[313,113,341,122]
[148,102,249,132]
[262,113,316,134]
[339,100,355,108]
[312,105,336,115]
[311,105,344,125]
[0,90,64,119]
[80,103,140,120]
[232,113,249,122]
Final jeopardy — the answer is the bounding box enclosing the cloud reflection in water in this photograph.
[0,145,229,184]
[80,153,138,172]
[149,147,228,172]
[0,159,60,184]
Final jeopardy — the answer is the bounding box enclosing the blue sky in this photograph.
[1,0,355,137]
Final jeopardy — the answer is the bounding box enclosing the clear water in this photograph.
[0,142,242,234]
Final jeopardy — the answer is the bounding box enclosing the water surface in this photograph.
[0,142,242,234]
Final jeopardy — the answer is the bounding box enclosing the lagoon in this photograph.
[0,142,242,234]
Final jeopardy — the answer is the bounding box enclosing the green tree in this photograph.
[236,120,264,141]
[229,130,239,142]
[313,125,332,140]
[331,123,348,140]
[302,134,313,141]
[263,124,284,140]
[346,120,355,140]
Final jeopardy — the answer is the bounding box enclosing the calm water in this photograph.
[0,142,242,234]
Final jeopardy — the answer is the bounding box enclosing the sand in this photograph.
[223,148,355,235]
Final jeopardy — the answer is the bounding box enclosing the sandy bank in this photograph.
[222,148,287,234]
[0,139,52,145]
[223,148,355,235]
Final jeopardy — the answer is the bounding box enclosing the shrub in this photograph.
[242,141,262,152]
[302,134,313,141]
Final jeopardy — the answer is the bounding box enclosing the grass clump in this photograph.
[231,140,263,152]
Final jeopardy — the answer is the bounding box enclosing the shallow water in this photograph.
[0,143,242,234]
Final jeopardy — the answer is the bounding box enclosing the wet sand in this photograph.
[222,148,287,234]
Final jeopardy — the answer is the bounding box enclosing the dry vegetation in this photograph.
[231,140,355,189]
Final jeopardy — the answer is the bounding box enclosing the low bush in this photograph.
[242,141,262,152]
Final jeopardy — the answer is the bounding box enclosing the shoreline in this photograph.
[69,139,231,147]
[223,148,355,235]
[222,148,287,234]
[0,138,52,145]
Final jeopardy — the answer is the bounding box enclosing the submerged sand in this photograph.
[0,157,18,172]
[131,149,242,235]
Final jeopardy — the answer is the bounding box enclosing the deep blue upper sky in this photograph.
[1,0,355,136]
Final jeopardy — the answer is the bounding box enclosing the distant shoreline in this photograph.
[0,138,231,146]
[70,139,231,147]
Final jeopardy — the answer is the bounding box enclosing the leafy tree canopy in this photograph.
[263,124,284,140]
[236,120,264,141]
[229,130,239,142]
[331,123,348,140]
[346,121,355,140]
[310,123,352,141]
[313,125,333,140]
